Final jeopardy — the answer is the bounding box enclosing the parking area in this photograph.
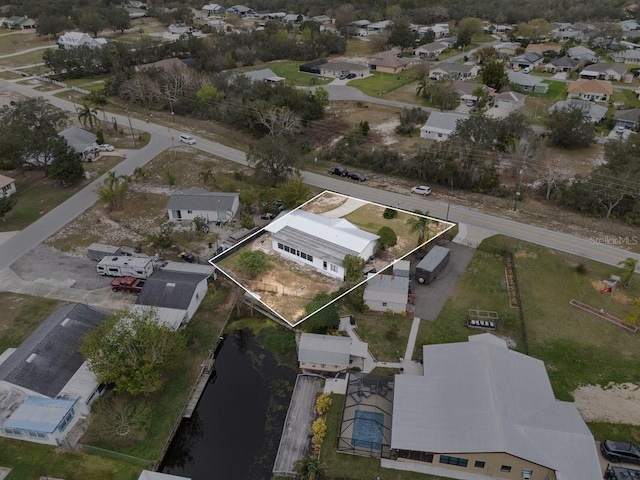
[411,241,475,320]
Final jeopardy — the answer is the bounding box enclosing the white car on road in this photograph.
[411,185,432,196]
[97,143,114,152]
[180,134,196,145]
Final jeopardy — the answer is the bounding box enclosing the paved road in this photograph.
[0,78,638,276]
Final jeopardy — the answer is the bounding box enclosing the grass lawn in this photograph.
[352,313,414,361]
[536,80,568,101]
[0,31,54,56]
[349,70,417,97]
[471,34,495,43]
[264,61,332,86]
[612,89,640,108]
[0,439,141,480]
[63,75,109,88]
[0,49,45,68]
[345,38,374,56]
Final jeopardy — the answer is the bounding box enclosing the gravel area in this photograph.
[574,383,640,425]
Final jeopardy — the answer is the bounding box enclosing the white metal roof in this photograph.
[298,333,351,367]
[420,112,468,135]
[363,274,409,304]
[391,334,601,480]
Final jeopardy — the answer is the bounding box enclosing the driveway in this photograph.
[411,241,475,320]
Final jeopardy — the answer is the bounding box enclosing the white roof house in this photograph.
[57,31,106,49]
[0,174,16,198]
[420,112,468,142]
[265,210,379,280]
[363,274,409,314]
[567,45,599,62]
[202,3,225,14]
[386,334,602,480]
[298,333,367,372]
[241,68,285,83]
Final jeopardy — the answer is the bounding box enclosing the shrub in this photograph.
[576,263,587,274]
[164,169,176,185]
[315,393,332,416]
[378,226,398,250]
[383,207,397,219]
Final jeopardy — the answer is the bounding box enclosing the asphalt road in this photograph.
[0,78,638,275]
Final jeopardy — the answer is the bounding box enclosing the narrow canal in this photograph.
[160,328,297,479]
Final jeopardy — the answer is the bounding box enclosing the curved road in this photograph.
[0,78,637,275]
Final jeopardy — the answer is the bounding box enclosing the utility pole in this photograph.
[125,105,137,148]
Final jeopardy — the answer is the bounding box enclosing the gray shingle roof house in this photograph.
[509,51,544,69]
[579,62,627,81]
[543,56,578,73]
[297,333,368,372]
[59,126,98,160]
[242,68,285,83]
[320,61,369,78]
[363,274,409,313]
[507,71,549,93]
[384,334,602,480]
[429,62,479,81]
[167,188,240,224]
[549,99,608,123]
[419,112,469,141]
[612,49,640,64]
[412,41,448,58]
[493,91,527,111]
[567,45,599,62]
[614,108,640,129]
[135,270,209,329]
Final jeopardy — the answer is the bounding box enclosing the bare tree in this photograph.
[162,66,206,109]
[534,156,568,200]
[120,74,163,113]
[254,105,302,138]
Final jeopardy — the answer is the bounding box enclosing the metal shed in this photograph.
[87,243,121,261]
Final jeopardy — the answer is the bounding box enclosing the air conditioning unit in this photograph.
[522,473,532,480]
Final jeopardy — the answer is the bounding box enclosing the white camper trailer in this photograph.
[96,256,154,279]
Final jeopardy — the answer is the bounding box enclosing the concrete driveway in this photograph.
[411,241,476,320]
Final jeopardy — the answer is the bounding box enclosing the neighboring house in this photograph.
[59,126,99,160]
[0,303,108,445]
[311,15,332,24]
[493,91,526,111]
[297,333,368,372]
[438,36,457,48]
[412,41,448,58]
[0,174,16,197]
[167,188,240,224]
[619,20,640,31]
[612,49,640,64]
[57,31,107,49]
[264,210,379,281]
[202,3,225,15]
[551,27,585,42]
[227,5,256,16]
[369,50,414,73]
[493,42,521,56]
[363,274,409,314]
[614,108,640,129]
[579,63,627,81]
[419,23,449,38]
[320,61,369,78]
[429,62,479,81]
[283,13,306,23]
[509,51,544,70]
[549,99,608,123]
[507,71,549,93]
[135,57,190,73]
[525,43,562,55]
[567,79,613,101]
[384,334,602,480]
[134,270,209,329]
[451,80,494,104]
[543,56,578,73]
[168,23,191,35]
[567,45,599,63]
[241,68,285,83]
[2,16,36,29]
[125,7,147,18]
[420,112,469,141]
[367,20,391,33]
[206,18,228,30]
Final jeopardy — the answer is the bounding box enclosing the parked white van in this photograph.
[180,134,196,144]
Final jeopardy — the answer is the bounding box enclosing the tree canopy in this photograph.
[547,105,595,149]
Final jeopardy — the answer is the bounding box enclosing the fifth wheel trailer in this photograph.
[415,246,451,284]
[96,256,154,279]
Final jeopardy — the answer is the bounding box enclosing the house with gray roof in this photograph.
[412,41,448,58]
[612,49,640,64]
[509,51,544,70]
[614,108,640,129]
[429,63,479,81]
[579,62,627,81]
[320,61,369,78]
[298,333,368,372]
[227,4,255,16]
[493,91,526,111]
[0,303,108,445]
[167,188,239,224]
[383,334,602,480]
[202,3,225,15]
[59,126,99,160]
[242,68,285,83]
[543,56,578,73]
[420,112,469,141]
[567,45,599,63]
[135,270,209,329]
[507,71,549,93]
[265,210,379,280]
[549,99,608,123]
[363,274,409,314]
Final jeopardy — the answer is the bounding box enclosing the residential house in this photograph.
[168,23,191,35]
[57,31,107,49]
[202,3,225,15]
[551,25,585,42]
[579,63,627,81]
[264,210,379,281]
[297,333,368,372]
[525,43,562,55]
[485,24,513,35]
[283,14,306,23]
[412,41,448,59]
[429,62,479,81]
[419,23,449,38]
[2,16,36,29]
[451,81,494,104]
[242,68,285,83]
[311,15,332,24]
[384,334,602,480]
[367,20,392,33]
[206,18,228,31]
[351,19,371,28]
[438,36,457,48]
[134,270,209,329]
[567,45,599,63]
[507,71,549,93]
[420,112,469,141]
[363,274,409,314]
[619,20,640,31]
[622,30,640,41]
[567,79,613,101]
[320,61,369,78]
[493,42,521,56]
[549,99,608,123]
[0,174,16,197]
[227,5,256,16]
[369,50,414,73]
[0,304,108,445]
[543,56,578,73]
[493,91,526,111]
[510,51,544,70]
[166,188,240,224]
[125,7,147,18]
[612,49,640,64]
[614,108,640,129]
[59,126,99,160]
[135,57,190,73]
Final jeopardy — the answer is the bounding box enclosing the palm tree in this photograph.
[618,257,638,287]
[96,173,131,211]
[406,210,432,248]
[415,79,428,98]
[198,168,215,185]
[77,103,99,131]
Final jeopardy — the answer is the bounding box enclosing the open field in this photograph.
[0,31,54,55]
[351,313,414,361]
[612,89,640,108]
[0,49,45,68]
[348,69,418,97]
[260,61,333,86]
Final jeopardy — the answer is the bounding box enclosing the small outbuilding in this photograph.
[297,333,368,372]
[363,274,409,314]
[167,188,240,224]
[0,174,16,197]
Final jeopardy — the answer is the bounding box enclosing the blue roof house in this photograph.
[3,397,78,444]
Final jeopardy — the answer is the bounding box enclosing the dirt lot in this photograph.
[574,383,640,425]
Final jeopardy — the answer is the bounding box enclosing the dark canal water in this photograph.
[160,328,297,480]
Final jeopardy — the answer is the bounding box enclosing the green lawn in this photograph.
[0,31,53,56]
[265,61,333,86]
[348,69,417,97]
[0,439,141,480]
[0,49,45,67]
[535,80,568,101]
[351,313,414,361]
[612,89,640,108]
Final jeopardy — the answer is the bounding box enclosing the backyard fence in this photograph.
[76,443,153,468]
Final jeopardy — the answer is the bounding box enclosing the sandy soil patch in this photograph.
[514,250,537,259]
[372,118,400,145]
[574,383,640,424]
[589,279,633,304]
[302,192,347,214]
